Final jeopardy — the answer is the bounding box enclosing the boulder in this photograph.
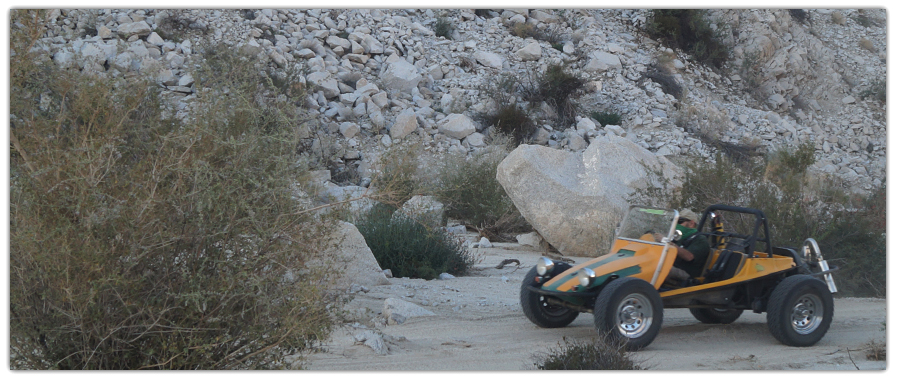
[516,42,542,61]
[496,135,681,256]
[324,221,391,289]
[307,71,340,99]
[585,51,622,72]
[382,55,422,92]
[383,298,435,325]
[438,114,477,140]
[117,21,152,38]
[516,231,546,249]
[390,108,418,140]
[474,50,504,69]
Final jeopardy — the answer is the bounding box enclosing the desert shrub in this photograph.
[591,111,622,127]
[854,12,873,28]
[533,338,645,370]
[433,142,531,241]
[371,143,426,208]
[860,79,886,103]
[10,10,339,369]
[434,16,454,40]
[789,9,809,24]
[831,11,847,25]
[508,21,565,46]
[474,9,492,18]
[859,38,876,52]
[653,144,885,297]
[476,73,536,145]
[356,203,475,279]
[865,339,886,361]
[480,104,536,145]
[643,63,684,99]
[521,63,585,126]
[645,9,729,69]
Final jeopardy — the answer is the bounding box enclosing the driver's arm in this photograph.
[675,245,694,261]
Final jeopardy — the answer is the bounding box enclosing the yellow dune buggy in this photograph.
[520,205,838,350]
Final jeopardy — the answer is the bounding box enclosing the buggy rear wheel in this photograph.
[766,275,834,347]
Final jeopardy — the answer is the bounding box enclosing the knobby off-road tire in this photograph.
[593,277,663,351]
[766,275,834,347]
[520,265,579,328]
[689,308,744,324]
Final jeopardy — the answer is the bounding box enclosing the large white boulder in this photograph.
[496,135,681,257]
[325,221,391,289]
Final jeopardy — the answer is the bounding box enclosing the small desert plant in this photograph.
[645,9,729,69]
[480,104,536,145]
[508,21,565,46]
[865,340,886,361]
[458,56,476,72]
[591,110,622,127]
[854,12,873,28]
[509,21,538,39]
[371,143,426,208]
[474,9,492,18]
[533,338,645,370]
[860,79,886,103]
[643,63,684,99]
[859,38,876,53]
[356,203,475,279]
[521,63,585,126]
[476,73,536,145]
[789,9,809,24]
[831,11,847,25]
[433,142,531,241]
[434,16,454,40]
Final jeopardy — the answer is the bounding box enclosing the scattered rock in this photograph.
[383,298,436,325]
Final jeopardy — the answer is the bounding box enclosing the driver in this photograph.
[665,209,710,286]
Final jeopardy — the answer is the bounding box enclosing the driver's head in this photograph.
[678,209,699,228]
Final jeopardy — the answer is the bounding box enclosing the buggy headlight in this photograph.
[577,268,596,287]
[536,257,554,276]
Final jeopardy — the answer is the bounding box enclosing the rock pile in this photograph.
[27,8,886,198]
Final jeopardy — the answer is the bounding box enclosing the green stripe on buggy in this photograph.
[541,254,641,290]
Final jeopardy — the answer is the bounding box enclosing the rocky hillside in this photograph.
[28,8,887,195]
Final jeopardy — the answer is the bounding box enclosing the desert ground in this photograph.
[304,237,887,371]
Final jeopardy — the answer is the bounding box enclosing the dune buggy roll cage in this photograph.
[694,204,774,258]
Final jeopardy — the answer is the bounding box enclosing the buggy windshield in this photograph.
[616,206,678,242]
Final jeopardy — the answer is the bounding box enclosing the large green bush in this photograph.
[644,144,885,297]
[356,204,475,279]
[10,10,339,369]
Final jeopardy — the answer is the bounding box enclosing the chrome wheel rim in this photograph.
[791,293,824,335]
[616,293,653,338]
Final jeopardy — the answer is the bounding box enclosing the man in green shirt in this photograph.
[665,209,710,286]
